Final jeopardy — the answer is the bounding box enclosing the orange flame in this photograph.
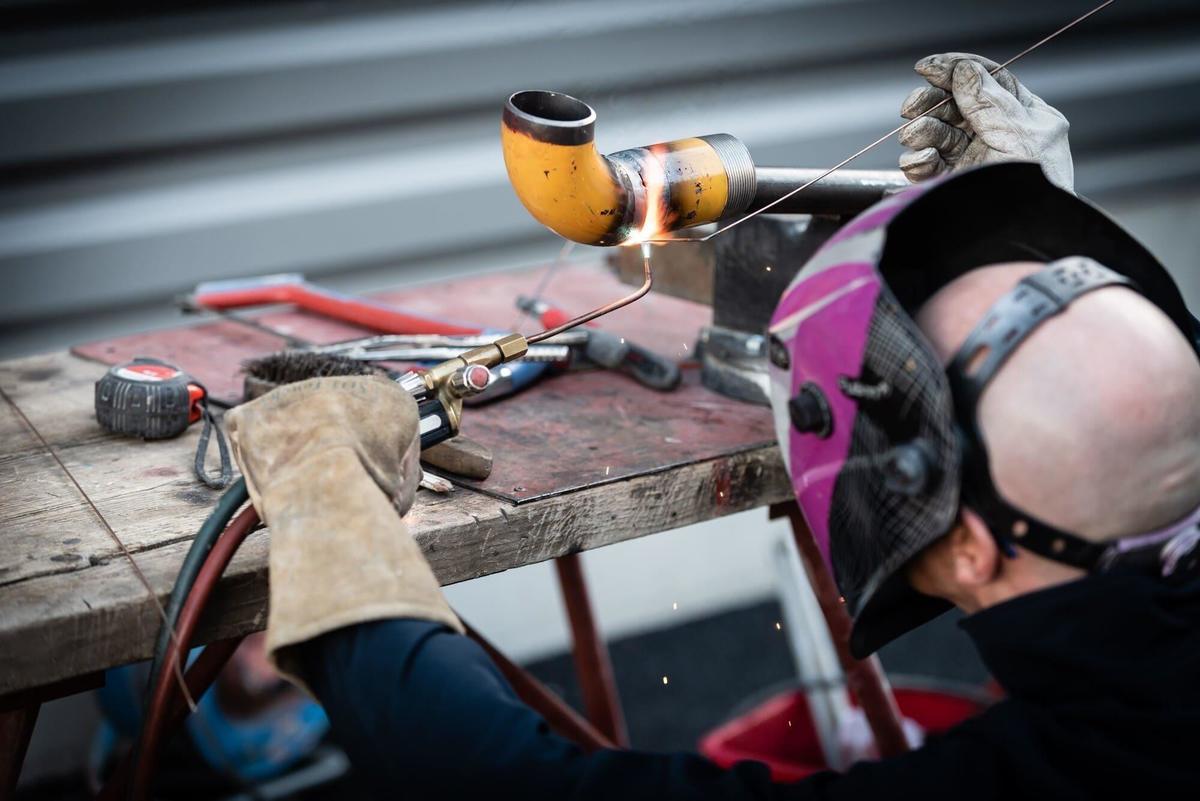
[628,147,669,245]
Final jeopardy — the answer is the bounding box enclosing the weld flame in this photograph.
[627,147,669,245]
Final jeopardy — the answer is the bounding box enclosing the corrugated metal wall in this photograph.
[2,0,1198,336]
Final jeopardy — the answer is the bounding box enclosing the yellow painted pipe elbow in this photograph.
[502,90,756,246]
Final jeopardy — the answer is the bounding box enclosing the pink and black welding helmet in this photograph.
[767,162,1199,658]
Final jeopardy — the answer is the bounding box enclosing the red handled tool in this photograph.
[191,273,479,336]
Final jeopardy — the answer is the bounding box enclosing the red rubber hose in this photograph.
[129,505,262,801]
[113,503,616,800]
[96,636,244,801]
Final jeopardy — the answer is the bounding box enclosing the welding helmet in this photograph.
[767,161,1199,657]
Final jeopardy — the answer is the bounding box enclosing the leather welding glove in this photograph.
[898,52,1073,192]
[224,375,463,689]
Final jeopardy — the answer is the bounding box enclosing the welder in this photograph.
[224,54,1200,798]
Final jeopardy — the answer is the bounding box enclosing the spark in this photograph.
[765,265,772,272]
[605,465,611,476]
[672,601,678,611]
[682,343,689,351]
[662,675,669,685]
[775,621,782,631]
[788,720,793,728]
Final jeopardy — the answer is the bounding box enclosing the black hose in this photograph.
[140,477,248,721]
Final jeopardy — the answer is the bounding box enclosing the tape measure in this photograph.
[95,358,231,487]
[95,358,207,439]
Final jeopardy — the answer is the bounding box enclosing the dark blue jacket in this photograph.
[298,572,1200,799]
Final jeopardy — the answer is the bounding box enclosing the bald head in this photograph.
[917,262,1200,541]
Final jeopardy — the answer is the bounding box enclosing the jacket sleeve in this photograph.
[296,619,1009,801]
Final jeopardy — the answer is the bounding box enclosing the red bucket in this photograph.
[699,683,990,782]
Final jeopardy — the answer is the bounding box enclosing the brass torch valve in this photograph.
[397,333,529,448]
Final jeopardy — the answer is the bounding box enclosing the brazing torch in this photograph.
[398,332,529,448]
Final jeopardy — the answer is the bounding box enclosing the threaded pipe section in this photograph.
[700,133,756,216]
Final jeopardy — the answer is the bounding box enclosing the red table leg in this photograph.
[464,623,615,752]
[554,553,629,747]
[773,501,910,758]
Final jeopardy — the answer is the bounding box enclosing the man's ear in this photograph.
[949,507,1001,587]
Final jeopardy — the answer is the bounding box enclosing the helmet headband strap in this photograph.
[946,257,1133,569]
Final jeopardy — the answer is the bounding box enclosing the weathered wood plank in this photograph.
[0,352,116,454]
[0,341,792,696]
[0,445,789,695]
[0,390,234,586]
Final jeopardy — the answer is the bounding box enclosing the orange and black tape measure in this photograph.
[95,358,231,487]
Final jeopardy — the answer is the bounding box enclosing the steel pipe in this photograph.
[501,90,907,246]
[750,167,909,217]
[501,90,753,246]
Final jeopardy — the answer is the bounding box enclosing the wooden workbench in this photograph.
[0,263,792,702]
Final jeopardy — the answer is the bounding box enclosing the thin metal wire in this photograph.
[644,0,1116,244]
[526,242,653,344]
[522,0,1114,341]
[0,385,200,711]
